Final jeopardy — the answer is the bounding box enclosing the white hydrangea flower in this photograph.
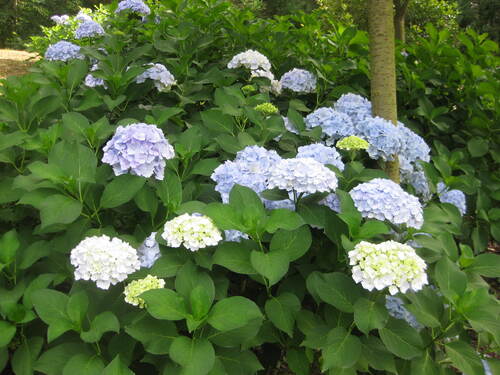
[124,275,165,308]
[137,232,161,268]
[251,69,282,95]
[349,240,428,295]
[267,157,338,194]
[227,50,271,71]
[70,235,141,289]
[162,213,222,251]
[136,63,176,92]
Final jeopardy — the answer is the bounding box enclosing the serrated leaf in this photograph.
[100,174,145,208]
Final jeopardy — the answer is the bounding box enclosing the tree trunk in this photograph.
[369,0,400,183]
[394,0,410,42]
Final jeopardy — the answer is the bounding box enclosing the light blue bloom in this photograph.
[116,0,151,15]
[398,122,430,167]
[334,93,372,125]
[137,232,160,268]
[44,41,83,62]
[296,143,344,171]
[385,296,423,330]
[279,68,317,93]
[75,20,104,39]
[356,116,403,161]
[84,64,106,88]
[136,64,176,92]
[51,15,70,25]
[304,107,355,140]
[264,199,295,211]
[224,230,249,242]
[319,193,341,213]
[350,178,424,229]
[437,182,466,215]
[75,11,93,22]
[401,168,431,201]
[102,123,175,180]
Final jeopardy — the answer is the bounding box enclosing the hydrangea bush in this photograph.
[0,0,498,374]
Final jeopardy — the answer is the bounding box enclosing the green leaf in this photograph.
[411,351,439,375]
[31,289,70,326]
[208,296,262,331]
[0,229,19,265]
[34,343,86,375]
[102,355,134,375]
[265,293,301,336]
[379,318,424,360]
[250,250,289,286]
[265,209,305,233]
[467,137,489,157]
[48,141,97,183]
[134,185,158,216]
[354,297,388,334]
[467,253,500,277]
[141,289,188,321]
[155,171,182,211]
[213,241,256,275]
[269,226,311,261]
[361,336,396,373]
[190,284,213,320]
[0,321,16,348]
[434,256,467,301]
[11,336,44,375]
[190,158,220,176]
[150,249,188,277]
[204,203,244,231]
[169,337,215,375]
[174,262,215,302]
[356,220,390,239]
[322,327,362,370]
[100,174,145,208]
[445,341,484,375]
[201,109,235,134]
[229,184,266,232]
[63,353,105,375]
[406,289,443,328]
[66,59,88,89]
[66,291,88,326]
[306,272,361,313]
[39,195,82,228]
[125,315,177,355]
[286,348,309,375]
[176,127,202,156]
[80,311,120,343]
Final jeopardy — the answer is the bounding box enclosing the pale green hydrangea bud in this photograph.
[123,275,165,308]
[254,102,279,116]
[336,136,369,151]
[241,84,257,95]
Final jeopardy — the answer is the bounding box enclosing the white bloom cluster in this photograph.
[350,178,424,229]
[251,69,282,95]
[70,235,141,289]
[227,50,271,71]
[137,232,161,268]
[124,275,165,308]
[349,241,428,295]
[136,64,176,92]
[279,68,317,93]
[267,157,338,194]
[51,15,70,25]
[162,213,222,251]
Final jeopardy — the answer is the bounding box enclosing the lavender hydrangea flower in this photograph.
[401,168,431,200]
[137,232,161,268]
[305,107,355,140]
[398,123,430,167]
[44,41,83,62]
[350,178,424,229]
[319,193,341,213]
[437,182,467,215]
[279,68,317,93]
[264,198,295,211]
[227,50,271,71]
[136,64,176,92]
[296,143,344,171]
[75,11,93,22]
[84,63,106,88]
[102,123,175,180]
[356,116,403,161]
[267,157,338,194]
[224,230,249,242]
[116,0,151,15]
[334,93,372,125]
[75,20,105,39]
[51,15,70,25]
[385,296,423,330]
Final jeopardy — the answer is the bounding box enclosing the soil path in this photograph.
[0,49,39,79]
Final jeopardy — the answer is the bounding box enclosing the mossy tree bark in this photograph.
[369,0,400,183]
[394,0,410,42]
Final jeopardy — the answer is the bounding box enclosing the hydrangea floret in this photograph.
[123,275,165,308]
[75,20,105,39]
[51,15,70,25]
[84,64,106,88]
[350,178,424,229]
[162,213,222,251]
[296,143,344,171]
[349,240,428,295]
[279,68,317,93]
[385,296,423,329]
[398,123,431,168]
[250,69,281,95]
[70,235,141,289]
[319,193,341,213]
[334,93,372,125]
[355,116,403,161]
[227,50,271,71]
[137,232,161,268]
[267,157,338,194]
[116,0,151,15]
[304,107,355,140]
[224,229,249,243]
[336,136,369,151]
[437,182,467,215]
[75,11,93,22]
[401,168,431,200]
[254,102,279,116]
[102,123,175,180]
[136,64,176,92]
[44,41,83,62]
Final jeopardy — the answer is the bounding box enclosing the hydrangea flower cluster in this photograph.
[385,296,422,329]
[161,213,222,251]
[319,193,341,213]
[70,235,141,289]
[123,275,165,308]
[254,102,279,116]
[102,123,175,180]
[334,93,372,125]
[51,15,70,25]
[296,143,344,171]
[398,123,431,169]
[75,19,105,39]
[348,240,428,295]
[350,178,424,229]
[136,64,176,92]
[137,232,161,268]
[279,68,317,93]
[304,107,355,140]
[227,50,271,71]
[437,182,467,215]
[75,11,93,22]
[336,136,369,151]
[401,168,431,200]
[250,69,281,95]
[84,64,106,88]
[267,157,338,194]
[224,229,249,242]
[355,117,403,161]
[44,41,83,62]
[116,0,151,15]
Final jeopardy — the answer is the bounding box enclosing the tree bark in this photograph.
[394,0,410,42]
[369,0,400,183]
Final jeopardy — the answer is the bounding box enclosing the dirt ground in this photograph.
[0,49,39,80]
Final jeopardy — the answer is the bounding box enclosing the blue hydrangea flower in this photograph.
[356,116,403,161]
[274,116,299,141]
[296,143,344,171]
[44,41,83,62]
[437,182,466,215]
[75,20,105,39]
[385,296,423,330]
[136,64,176,92]
[304,107,355,140]
[279,68,317,93]
[102,123,175,180]
[401,168,431,201]
[116,0,151,15]
[334,93,372,125]
[398,122,430,167]
[137,232,160,268]
[224,230,249,242]
[350,178,424,229]
[264,198,295,211]
[51,15,70,25]
[84,64,106,88]
[267,157,338,194]
[319,193,341,213]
